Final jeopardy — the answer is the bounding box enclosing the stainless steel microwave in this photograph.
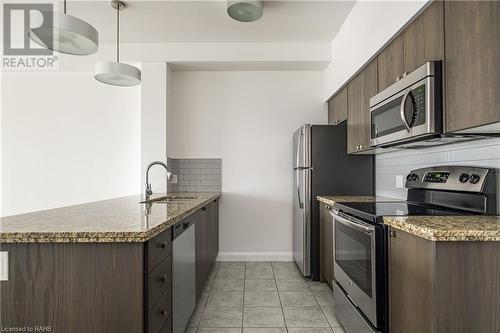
[370,61,442,148]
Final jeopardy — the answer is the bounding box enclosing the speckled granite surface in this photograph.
[0,192,220,243]
[317,195,400,206]
[383,216,500,241]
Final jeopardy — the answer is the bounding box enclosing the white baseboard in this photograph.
[216,252,293,262]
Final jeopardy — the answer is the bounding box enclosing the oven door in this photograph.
[370,75,437,148]
[332,211,378,327]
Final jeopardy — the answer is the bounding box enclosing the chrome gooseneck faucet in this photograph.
[144,161,173,201]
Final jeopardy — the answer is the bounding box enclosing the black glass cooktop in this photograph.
[334,201,469,223]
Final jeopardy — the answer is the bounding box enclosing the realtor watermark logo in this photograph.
[2,3,59,70]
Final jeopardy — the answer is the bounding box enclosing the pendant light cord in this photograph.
[116,3,120,63]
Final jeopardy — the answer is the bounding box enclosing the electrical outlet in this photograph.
[395,175,404,188]
[171,174,178,184]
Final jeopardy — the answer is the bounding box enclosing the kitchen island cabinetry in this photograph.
[0,193,220,333]
[195,198,219,301]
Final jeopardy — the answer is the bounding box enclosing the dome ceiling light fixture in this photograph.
[227,0,263,22]
[94,0,141,87]
[30,0,99,55]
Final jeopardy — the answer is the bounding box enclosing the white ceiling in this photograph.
[66,1,355,43]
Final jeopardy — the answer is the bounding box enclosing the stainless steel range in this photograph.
[330,165,497,333]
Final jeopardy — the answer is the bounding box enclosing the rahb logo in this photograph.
[3,3,58,70]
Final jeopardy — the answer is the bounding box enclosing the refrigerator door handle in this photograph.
[295,128,302,169]
[296,171,303,209]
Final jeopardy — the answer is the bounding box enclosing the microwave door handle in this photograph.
[330,211,374,234]
[400,89,411,132]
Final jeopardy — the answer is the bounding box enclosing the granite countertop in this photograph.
[0,192,220,243]
[383,216,500,241]
[317,195,500,242]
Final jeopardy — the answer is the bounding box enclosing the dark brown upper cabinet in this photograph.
[347,59,377,154]
[328,87,348,125]
[377,34,404,92]
[378,2,444,92]
[403,1,444,74]
[444,1,500,132]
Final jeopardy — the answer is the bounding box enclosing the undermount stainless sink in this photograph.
[139,195,202,204]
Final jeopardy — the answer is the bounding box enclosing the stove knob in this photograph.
[411,174,419,181]
[459,173,470,183]
[469,174,481,184]
[406,174,412,181]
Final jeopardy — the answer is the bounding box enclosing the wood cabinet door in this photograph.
[208,199,219,266]
[444,1,500,132]
[360,60,377,151]
[319,203,333,287]
[403,1,444,73]
[347,60,377,154]
[377,34,404,92]
[328,87,348,125]
[0,243,144,332]
[347,74,362,154]
[389,228,435,333]
[195,208,210,301]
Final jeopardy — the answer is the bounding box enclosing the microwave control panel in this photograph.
[406,84,426,127]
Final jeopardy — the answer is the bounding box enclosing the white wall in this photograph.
[376,139,500,213]
[324,0,428,100]
[141,63,168,194]
[168,71,326,260]
[1,71,141,216]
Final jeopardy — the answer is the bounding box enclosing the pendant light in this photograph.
[94,0,141,87]
[227,0,263,22]
[30,0,98,55]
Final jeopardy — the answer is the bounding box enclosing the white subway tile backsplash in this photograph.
[167,157,222,193]
[375,138,500,213]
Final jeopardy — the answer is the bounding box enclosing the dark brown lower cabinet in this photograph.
[196,199,220,301]
[389,228,500,333]
[0,242,145,333]
[319,202,334,288]
[0,200,219,333]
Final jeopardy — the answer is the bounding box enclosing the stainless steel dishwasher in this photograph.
[172,218,196,333]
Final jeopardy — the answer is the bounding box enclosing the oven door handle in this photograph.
[330,211,375,234]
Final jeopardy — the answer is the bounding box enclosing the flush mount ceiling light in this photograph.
[227,0,263,22]
[30,0,98,55]
[94,0,141,87]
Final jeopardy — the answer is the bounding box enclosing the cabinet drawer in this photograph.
[147,287,172,333]
[146,256,172,311]
[146,228,172,273]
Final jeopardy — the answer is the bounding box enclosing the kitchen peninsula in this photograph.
[0,192,220,332]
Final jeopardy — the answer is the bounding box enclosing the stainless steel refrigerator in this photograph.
[293,123,374,280]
